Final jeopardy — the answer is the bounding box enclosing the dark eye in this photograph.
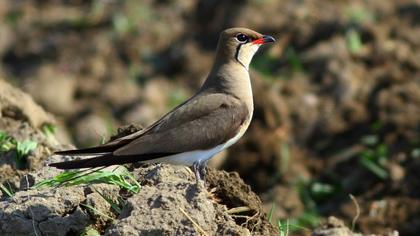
[236,33,249,42]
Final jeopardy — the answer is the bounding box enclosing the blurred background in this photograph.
[0,0,419,235]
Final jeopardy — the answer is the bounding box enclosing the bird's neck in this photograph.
[201,61,254,108]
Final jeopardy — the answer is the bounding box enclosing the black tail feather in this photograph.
[49,156,108,169]
[50,152,176,170]
[49,153,146,169]
[55,147,116,156]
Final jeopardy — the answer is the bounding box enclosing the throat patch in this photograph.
[235,43,259,70]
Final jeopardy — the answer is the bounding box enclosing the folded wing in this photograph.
[50,93,248,169]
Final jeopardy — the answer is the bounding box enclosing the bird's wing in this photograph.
[114,94,249,157]
[50,93,250,169]
[54,92,207,155]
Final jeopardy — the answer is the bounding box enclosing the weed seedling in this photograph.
[0,182,15,198]
[359,135,389,179]
[0,131,15,152]
[41,123,57,137]
[278,219,290,236]
[80,203,114,221]
[346,29,363,54]
[80,226,100,236]
[268,203,276,223]
[94,188,123,214]
[267,201,313,236]
[0,131,38,169]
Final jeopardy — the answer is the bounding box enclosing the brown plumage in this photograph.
[50,27,275,171]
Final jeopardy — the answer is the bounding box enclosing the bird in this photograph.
[49,27,275,183]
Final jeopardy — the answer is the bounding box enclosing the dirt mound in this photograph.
[0,79,67,192]
[0,79,55,128]
[1,164,275,236]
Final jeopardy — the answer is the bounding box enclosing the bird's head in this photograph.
[215,27,275,70]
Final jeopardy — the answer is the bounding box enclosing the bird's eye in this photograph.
[236,33,249,43]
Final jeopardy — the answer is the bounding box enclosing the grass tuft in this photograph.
[0,131,38,168]
[33,166,141,193]
[0,131,15,151]
[278,219,290,236]
[359,135,389,179]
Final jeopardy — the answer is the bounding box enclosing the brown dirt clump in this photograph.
[0,79,65,191]
[0,79,54,128]
[106,165,254,236]
[207,168,278,235]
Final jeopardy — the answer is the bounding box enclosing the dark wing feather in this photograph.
[114,99,248,156]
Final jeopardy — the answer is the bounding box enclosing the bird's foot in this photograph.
[192,161,208,190]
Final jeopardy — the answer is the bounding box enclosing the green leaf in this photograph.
[0,131,14,152]
[359,157,388,179]
[0,183,14,198]
[16,140,37,157]
[42,123,57,136]
[346,29,363,54]
[268,203,275,223]
[310,182,335,196]
[80,226,101,236]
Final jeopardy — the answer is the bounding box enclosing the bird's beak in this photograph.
[252,35,276,45]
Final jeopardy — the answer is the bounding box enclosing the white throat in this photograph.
[236,44,260,70]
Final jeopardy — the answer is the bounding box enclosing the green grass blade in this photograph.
[359,157,388,179]
[268,203,275,223]
[0,183,14,198]
[80,203,114,221]
[94,188,122,214]
[33,167,141,193]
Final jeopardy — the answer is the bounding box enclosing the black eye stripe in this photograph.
[235,43,247,69]
[235,43,242,61]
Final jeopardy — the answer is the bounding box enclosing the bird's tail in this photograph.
[50,152,141,169]
[49,155,112,169]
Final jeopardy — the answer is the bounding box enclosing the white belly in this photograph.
[144,117,251,166]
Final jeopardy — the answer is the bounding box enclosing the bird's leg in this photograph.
[192,161,202,186]
[199,161,208,184]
